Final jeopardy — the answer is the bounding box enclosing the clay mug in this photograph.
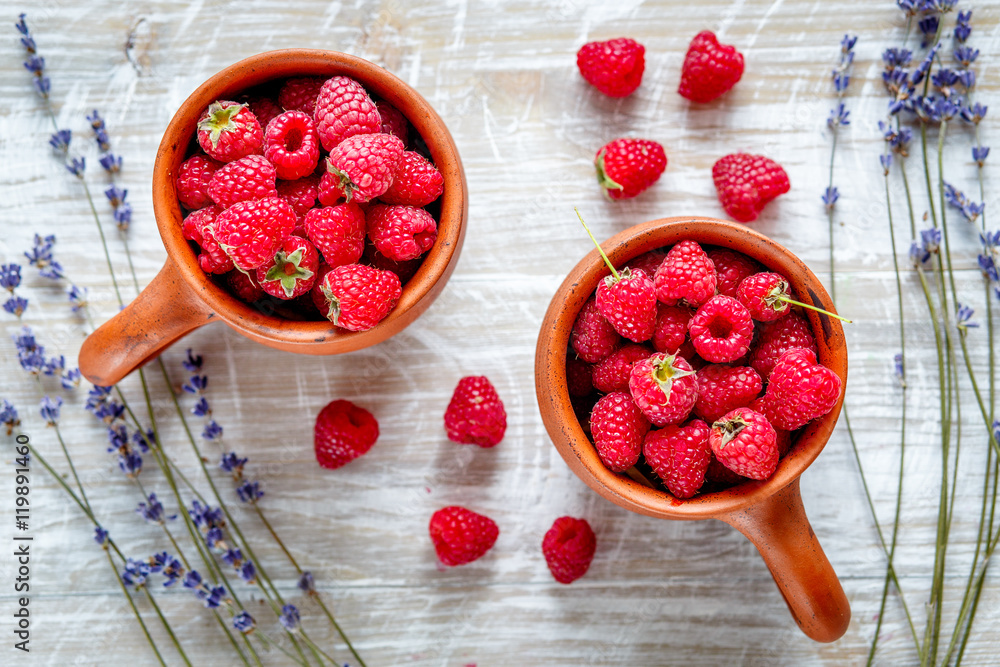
[79,50,467,386]
[535,217,850,643]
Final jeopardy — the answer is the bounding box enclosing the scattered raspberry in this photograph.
[226,268,264,303]
[181,205,233,274]
[595,268,657,343]
[303,203,366,267]
[594,138,667,200]
[314,76,382,151]
[313,399,379,470]
[566,355,595,397]
[707,248,758,298]
[542,517,597,584]
[570,296,621,364]
[712,153,790,223]
[693,364,762,423]
[320,132,405,204]
[760,348,842,431]
[737,272,793,322]
[709,407,779,481]
[688,295,754,363]
[366,204,438,261]
[444,376,507,448]
[628,352,699,427]
[207,155,277,209]
[678,31,744,104]
[651,303,692,355]
[210,197,296,271]
[278,77,325,116]
[313,263,401,331]
[429,506,499,567]
[576,37,645,98]
[196,101,264,163]
[263,111,320,181]
[654,240,717,308]
[277,175,320,221]
[643,419,712,498]
[749,310,817,380]
[176,155,223,210]
[255,234,320,300]
[246,96,284,130]
[592,344,651,394]
[589,391,650,472]
[376,100,410,146]
[380,151,444,207]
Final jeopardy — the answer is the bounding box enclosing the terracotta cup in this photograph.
[79,50,467,386]
[535,217,850,643]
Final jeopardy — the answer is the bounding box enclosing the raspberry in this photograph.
[226,268,263,303]
[625,249,666,278]
[693,364,762,423]
[595,267,657,343]
[314,76,382,151]
[706,248,758,298]
[594,138,667,200]
[303,203,366,267]
[362,242,424,285]
[376,100,409,146]
[210,197,296,271]
[737,272,794,322]
[255,235,319,300]
[705,453,747,487]
[688,295,754,363]
[760,348,842,431]
[429,506,499,567]
[542,517,597,584]
[570,297,621,364]
[643,419,712,498]
[313,399,379,470]
[196,101,263,163]
[749,311,817,380]
[366,204,438,262]
[678,31,745,103]
[651,303,692,355]
[207,155,277,209]
[379,151,445,207]
[176,155,223,210]
[444,376,507,448]
[246,96,284,130]
[628,352,699,427]
[709,407,779,481]
[589,391,650,472]
[592,344,651,394]
[566,355,595,397]
[654,240,717,308]
[576,37,645,98]
[276,175,320,221]
[320,133,405,204]
[263,111,320,181]
[712,153,790,223]
[313,263,401,331]
[278,77,325,116]
[181,205,233,275]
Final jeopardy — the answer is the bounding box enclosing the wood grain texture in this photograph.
[1,0,999,665]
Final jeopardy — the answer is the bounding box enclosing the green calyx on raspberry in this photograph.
[764,279,791,311]
[319,282,342,326]
[594,148,623,196]
[197,102,247,149]
[326,160,358,203]
[712,413,749,448]
[603,266,632,288]
[651,353,695,396]
[264,248,314,298]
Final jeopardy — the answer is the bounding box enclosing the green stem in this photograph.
[575,207,619,281]
[105,551,168,667]
[778,296,853,323]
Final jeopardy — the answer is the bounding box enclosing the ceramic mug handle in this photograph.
[718,478,851,642]
[78,259,215,386]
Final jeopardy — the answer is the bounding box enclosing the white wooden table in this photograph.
[2,1,999,664]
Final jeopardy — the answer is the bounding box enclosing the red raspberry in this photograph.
[263,111,320,181]
[705,453,747,487]
[651,303,692,355]
[709,407,779,481]
[376,100,409,146]
[366,204,438,262]
[246,96,284,130]
[176,155,223,210]
[595,267,657,343]
[380,151,444,207]
[589,391,650,472]
[429,506,499,567]
[542,517,597,584]
[276,175,319,221]
[196,101,263,163]
[576,37,645,98]
[303,203,366,267]
[314,76,382,151]
[678,31,745,104]
[625,249,666,278]
[566,356,595,397]
[313,399,379,470]
[278,77,325,116]
[594,138,666,200]
[688,295,754,363]
[226,269,263,303]
[654,240,717,308]
[570,297,621,364]
[181,205,233,274]
[320,133,405,204]
[749,311,817,380]
[592,343,651,394]
[761,348,842,431]
[444,376,507,448]
[207,155,277,209]
[712,153,790,223]
[628,352,699,427]
[737,271,792,321]
[313,263,402,331]
[643,419,712,498]
[693,364,762,423]
[210,197,296,271]
[706,248,758,298]
[255,234,320,300]
[362,242,424,285]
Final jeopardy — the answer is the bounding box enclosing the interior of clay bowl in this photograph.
[534,216,848,520]
[152,49,467,352]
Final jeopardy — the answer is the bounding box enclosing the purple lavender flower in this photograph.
[39,396,62,425]
[182,349,204,372]
[43,354,65,377]
[979,252,998,283]
[113,202,132,231]
[279,604,301,631]
[822,186,839,210]
[961,101,988,124]
[49,129,71,153]
[0,264,22,292]
[880,153,893,174]
[189,500,225,531]
[16,15,51,97]
[222,548,244,567]
[297,571,315,594]
[14,327,45,375]
[236,480,264,504]
[131,428,153,453]
[1,400,21,435]
[24,234,63,280]
[136,493,176,525]
[67,284,88,313]
[205,526,226,549]
[219,452,247,477]
[182,375,208,394]
[183,571,227,608]
[828,103,850,128]
[922,227,942,254]
[3,296,28,318]
[105,185,127,208]
[232,611,255,634]
[182,570,203,589]
[118,450,143,477]
[66,156,86,177]
[60,368,81,390]
[99,153,122,174]
[956,303,979,331]
[202,419,223,441]
[93,526,109,547]
[191,397,211,417]
[239,560,256,584]
[893,353,905,387]
[121,559,151,588]
[882,47,913,69]
[954,46,979,68]
[919,16,939,48]
[943,182,985,223]
[954,10,972,43]
[972,145,989,166]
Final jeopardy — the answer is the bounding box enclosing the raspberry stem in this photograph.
[575,208,620,281]
[779,295,853,323]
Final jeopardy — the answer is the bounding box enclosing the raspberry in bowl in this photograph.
[79,50,467,386]
[535,216,850,642]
